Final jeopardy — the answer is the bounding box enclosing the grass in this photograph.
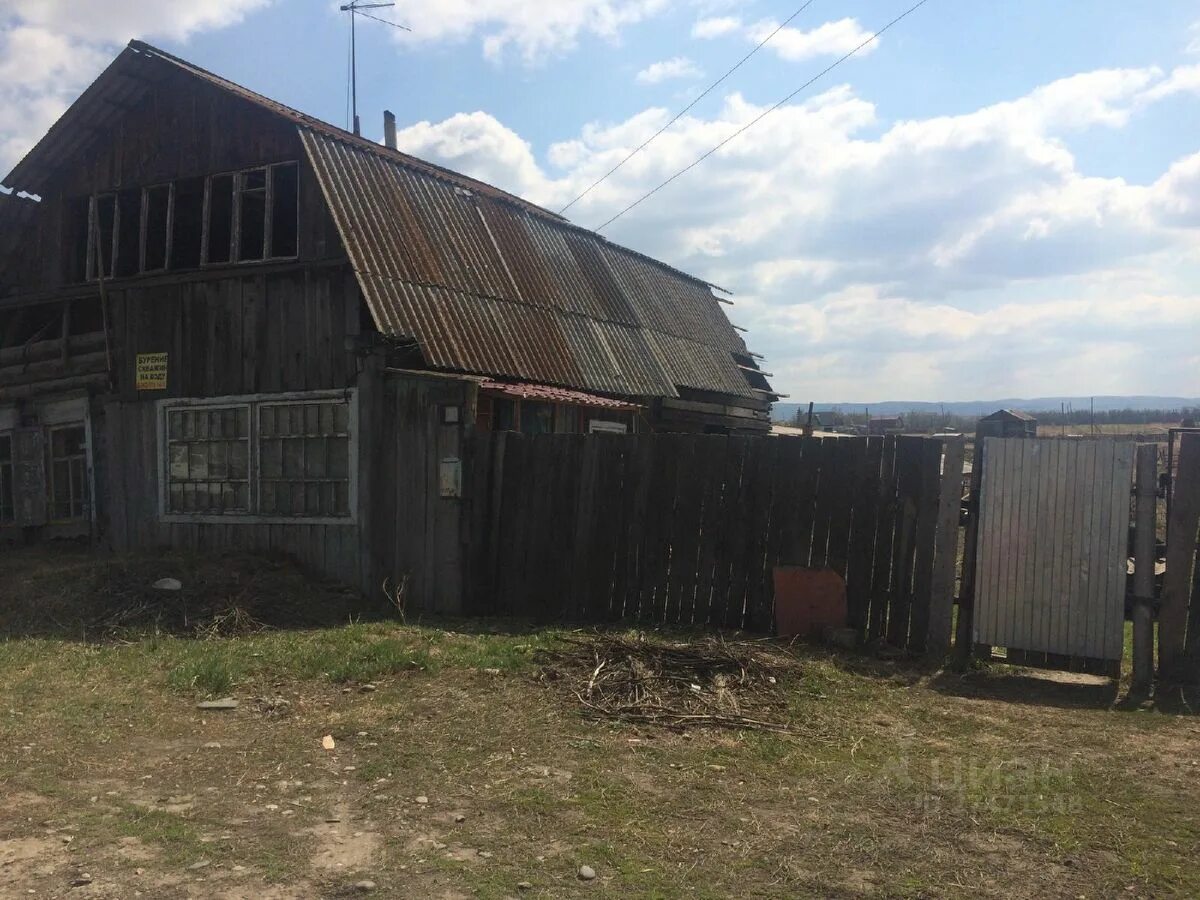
[2,547,1199,898]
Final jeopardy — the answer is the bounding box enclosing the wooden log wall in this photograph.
[463,433,963,650]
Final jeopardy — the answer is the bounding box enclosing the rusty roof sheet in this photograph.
[4,40,768,401]
[480,380,641,411]
[303,129,758,399]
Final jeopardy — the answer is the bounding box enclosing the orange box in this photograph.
[772,566,848,638]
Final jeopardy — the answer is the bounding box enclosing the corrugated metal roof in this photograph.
[4,40,770,402]
[303,129,759,399]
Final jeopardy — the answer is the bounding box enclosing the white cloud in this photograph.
[635,56,703,84]
[6,0,271,43]
[381,0,670,63]
[692,16,741,39]
[746,17,876,62]
[0,1,270,177]
[391,65,1200,399]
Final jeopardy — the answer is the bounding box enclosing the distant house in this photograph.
[868,415,904,436]
[976,409,1037,439]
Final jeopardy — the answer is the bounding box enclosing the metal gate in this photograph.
[973,438,1134,666]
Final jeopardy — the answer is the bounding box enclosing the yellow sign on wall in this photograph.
[135,352,168,391]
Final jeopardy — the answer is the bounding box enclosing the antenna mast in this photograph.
[339,0,403,136]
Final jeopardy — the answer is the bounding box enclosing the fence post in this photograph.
[927,437,966,659]
[953,440,985,665]
[1160,433,1200,680]
[1131,444,1157,694]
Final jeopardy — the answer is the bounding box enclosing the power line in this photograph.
[557,0,820,215]
[594,0,933,232]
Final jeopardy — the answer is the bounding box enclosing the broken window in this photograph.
[47,424,89,522]
[0,303,63,349]
[204,174,235,265]
[114,190,141,278]
[520,401,555,436]
[86,194,118,280]
[165,405,251,514]
[141,183,172,272]
[257,400,351,517]
[236,168,267,262]
[269,162,299,258]
[172,176,205,269]
[67,298,104,336]
[66,196,90,282]
[493,398,517,432]
[0,433,13,525]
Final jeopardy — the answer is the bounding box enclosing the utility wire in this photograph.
[355,9,411,31]
[595,0,932,232]
[557,0,820,215]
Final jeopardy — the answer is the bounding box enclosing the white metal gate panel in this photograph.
[974,438,1134,661]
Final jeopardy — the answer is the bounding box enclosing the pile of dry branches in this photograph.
[540,633,809,734]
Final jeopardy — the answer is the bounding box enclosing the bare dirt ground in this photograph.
[1,546,1198,899]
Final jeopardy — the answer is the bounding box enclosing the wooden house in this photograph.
[0,42,773,606]
[976,409,1037,439]
[867,415,904,436]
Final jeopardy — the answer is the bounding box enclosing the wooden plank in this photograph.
[1132,444,1157,692]
[845,436,883,636]
[1160,433,1200,678]
[661,435,701,625]
[707,437,748,627]
[926,438,965,657]
[690,437,732,626]
[868,435,898,643]
[907,439,944,654]
[568,434,600,621]
[886,437,922,648]
[954,441,985,662]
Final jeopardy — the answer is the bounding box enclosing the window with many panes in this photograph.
[162,394,353,520]
[0,433,13,525]
[47,425,90,522]
[165,406,251,515]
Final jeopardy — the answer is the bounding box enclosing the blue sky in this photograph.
[2,1,1199,402]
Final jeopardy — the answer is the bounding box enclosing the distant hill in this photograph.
[773,396,1200,421]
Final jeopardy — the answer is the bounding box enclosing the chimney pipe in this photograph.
[383,110,397,150]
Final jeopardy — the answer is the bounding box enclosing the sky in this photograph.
[1,0,1198,403]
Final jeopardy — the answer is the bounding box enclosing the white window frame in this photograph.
[156,389,358,525]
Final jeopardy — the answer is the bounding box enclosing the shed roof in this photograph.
[3,42,768,402]
[981,408,1036,421]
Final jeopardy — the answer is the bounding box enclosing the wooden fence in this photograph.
[1160,432,1200,680]
[462,433,964,653]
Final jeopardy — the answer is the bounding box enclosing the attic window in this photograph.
[204,174,235,265]
[203,162,299,266]
[172,177,205,269]
[86,194,118,280]
[237,168,267,262]
[141,183,172,272]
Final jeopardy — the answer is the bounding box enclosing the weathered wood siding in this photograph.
[104,367,476,606]
[2,65,343,298]
[974,438,1134,662]
[361,372,476,614]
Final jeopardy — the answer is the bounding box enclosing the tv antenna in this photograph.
[339,1,409,136]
